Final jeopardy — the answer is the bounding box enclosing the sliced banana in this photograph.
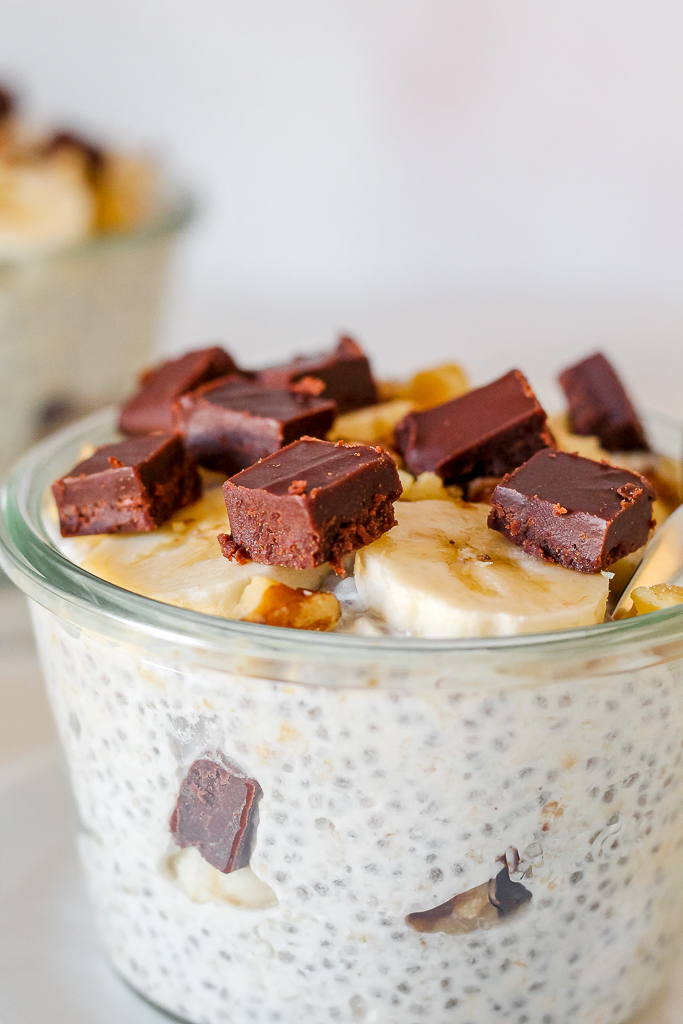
[355,500,609,638]
[67,487,329,619]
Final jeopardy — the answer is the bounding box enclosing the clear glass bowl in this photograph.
[2,410,683,1024]
[0,184,193,478]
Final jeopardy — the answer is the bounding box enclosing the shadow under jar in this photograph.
[2,409,683,1024]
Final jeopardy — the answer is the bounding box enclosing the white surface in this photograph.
[1,585,683,1023]
[0,750,173,1024]
[2,3,683,400]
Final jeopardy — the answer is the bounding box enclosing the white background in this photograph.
[2,1,683,411]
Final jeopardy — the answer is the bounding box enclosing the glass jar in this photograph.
[0,184,193,478]
[2,410,683,1024]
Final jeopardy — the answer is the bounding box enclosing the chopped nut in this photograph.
[632,583,683,615]
[392,363,470,410]
[406,881,498,935]
[236,577,341,631]
[399,471,463,503]
[466,477,501,504]
[327,399,415,445]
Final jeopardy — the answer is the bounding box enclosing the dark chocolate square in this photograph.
[52,434,201,537]
[558,352,648,452]
[488,449,655,573]
[170,758,262,873]
[173,377,337,474]
[219,437,403,571]
[256,336,378,412]
[394,369,554,484]
[119,346,240,436]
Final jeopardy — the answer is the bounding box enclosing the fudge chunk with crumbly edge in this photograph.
[173,377,337,474]
[119,346,241,436]
[52,434,201,537]
[558,351,649,452]
[219,437,403,572]
[256,335,378,413]
[488,449,655,573]
[394,369,554,484]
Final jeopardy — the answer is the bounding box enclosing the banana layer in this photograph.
[74,487,330,619]
[355,500,609,638]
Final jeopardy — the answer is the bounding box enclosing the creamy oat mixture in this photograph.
[32,598,683,1024]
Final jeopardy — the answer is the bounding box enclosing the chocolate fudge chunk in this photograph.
[170,759,262,874]
[394,369,554,484]
[0,87,14,121]
[174,378,337,474]
[219,437,402,571]
[256,336,378,412]
[488,449,655,573]
[52,434,201,537]
[559,352,649,452]
[119,346,240,436]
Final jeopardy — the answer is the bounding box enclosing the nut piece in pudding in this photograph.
[488,449,656,573]
[174,378,337,474]
[52,434,200,537]
[256,335,377,412]
[559,351,649,452]
[119,346,241,436]
[632,583,683,615]
[219,437,402,572]
[355,499,609,637]
[236,576,341,630]
[406,865,532,936]
[394,369,554,483]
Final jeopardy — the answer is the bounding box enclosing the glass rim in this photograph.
[0,180,194,269]
[2,406,683,661]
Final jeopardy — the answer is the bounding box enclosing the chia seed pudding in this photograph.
[3,347,683,1024]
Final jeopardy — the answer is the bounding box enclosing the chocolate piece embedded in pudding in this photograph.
[256,335,378,413]
[219,437,402,571]
[170,759,262,873]
[119,346,240,436]
[488,449,655,573]
[394,370,554,484]
[559,352,649,452]
[52,434,200,537]
[488,866,533,916]
[174,378,337,474]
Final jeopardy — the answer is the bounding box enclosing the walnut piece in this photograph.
[236,577,341,631]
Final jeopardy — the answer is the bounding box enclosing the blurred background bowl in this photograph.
[0,183,192,477]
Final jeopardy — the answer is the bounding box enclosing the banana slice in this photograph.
[72,487,329,618]
[355,500,609,638]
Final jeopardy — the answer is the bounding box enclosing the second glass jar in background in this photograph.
[0,183,192,477]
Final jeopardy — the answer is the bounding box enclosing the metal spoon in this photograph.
[613,502,683,618]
